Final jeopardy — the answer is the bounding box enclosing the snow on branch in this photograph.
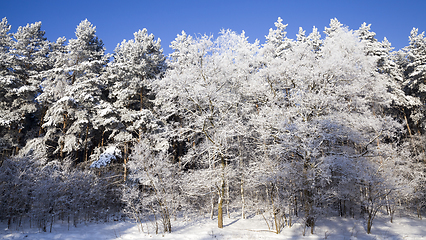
[90,146,122,168]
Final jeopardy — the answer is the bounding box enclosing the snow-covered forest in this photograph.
[0,17,425,237]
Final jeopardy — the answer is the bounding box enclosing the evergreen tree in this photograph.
[26,19,108,163]
[0,19,51,158]
[394,28,426,218]
[95,28,166,176]
[0,17,13,158]
[263,17,292,59]
[402,28,426,133]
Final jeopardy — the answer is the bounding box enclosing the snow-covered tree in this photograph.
[108,28,165,111]
[324,18,343,37]
[380,28,426,217]
[0,17,14,157]
[0,155,121,231]
[0,17,12,78]
[0,19,52,158]
[256,19,403,234]
[263,17,293,59]
[1,15,422,237]
[156,29,263,228]
[123,140,179,234]
[26,19,108,163]
[102,28,165,142]
[401,28,426,132]
[169,30,193,68]
[95,28,166,181]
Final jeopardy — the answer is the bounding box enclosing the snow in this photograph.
[57,96,75,104]
[2,214,425,240]
[90,146,122,168]
[99,107,114,117]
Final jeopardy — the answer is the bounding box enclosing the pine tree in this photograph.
[98,28,165,167]
[393,28,426,218]
[0,19,51,158]
[28,19,108,163]
[307,26,322,52]
[108,28,165,110]
[324,18,344,37]
[402,28,426,132]
[0,17,13,158]
[169,30,193,68]
[263,17,292,59]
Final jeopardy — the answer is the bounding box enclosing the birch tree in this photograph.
[156,29,263,228]
[257,19,403,234]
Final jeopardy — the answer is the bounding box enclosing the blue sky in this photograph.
[1,0,425,55]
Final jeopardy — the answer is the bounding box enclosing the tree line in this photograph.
[0,17,425,235]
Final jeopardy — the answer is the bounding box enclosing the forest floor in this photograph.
[1,212,425,240]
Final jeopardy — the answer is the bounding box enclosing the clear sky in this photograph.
[1,0,425,55]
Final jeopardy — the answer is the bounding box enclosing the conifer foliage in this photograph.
[0,17,425,236]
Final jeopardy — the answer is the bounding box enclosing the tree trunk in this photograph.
[15,128,22,155]
[304,189,314,235]
[241,178,246,219]
[83,125,89,161]
[218,155,226,228]
[404,112,412,137]
[161,203,172,233]
[138,86,144,142]
[210,194,214,220]
[267,184,280,234]
[294,195,298,217]
[367,215,372,234]
[39,105,47,136]
[226,171,230,218]
[238,136,246,219]
[60,141,64,158]
[288,202,292,228]
[123,143,128,182]
[218,193,224,228]
[343,200,347,218]
[140,86,144,111]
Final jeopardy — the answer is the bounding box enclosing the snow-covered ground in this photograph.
[1,213,425,240]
